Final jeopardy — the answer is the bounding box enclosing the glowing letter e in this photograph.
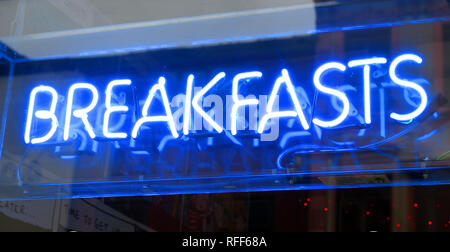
[389,54,427,122]
[132,77,179,139]
[313,62,350,128]
[25,86,59,144]
[64,83,99,141]
[103,79,131,139]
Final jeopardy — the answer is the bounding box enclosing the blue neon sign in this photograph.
[1,0,449,201]
[24,54,429,145]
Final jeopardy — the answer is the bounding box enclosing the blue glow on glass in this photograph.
[231,71,262,135]
[348,57,388,124]
[158,135,176,152]
[22,164,450,188]
[258,69,310,133]
[103,79,131,139]
[64,83,99,141]
[132,77,179,139]
[192,72,226,133]
[279,131,311,148]
[224,130,243,146]
[11,179,449,201]
[183,75,194,135]
[379,87,386,138]
[416,129,437,142]
[312,62,350,128]
[24,86,59,144]
[389,54,428,122]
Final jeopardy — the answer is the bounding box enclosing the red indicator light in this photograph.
[386,217,391,221]
[324,208,329,212]
[396,224,401,228]
[428,221,433,226]
[366,211,371,216]
[304,203,308,207]
[413,203,418,208]
[306,198,311,202]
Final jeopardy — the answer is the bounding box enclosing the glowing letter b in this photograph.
[24,86,59,144]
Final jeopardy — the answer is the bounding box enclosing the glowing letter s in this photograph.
[24,86,59,144]
[313,62,350,128]
[132,77,179,139]
[64,83,99,141]
[389,54,428,122]
[103,79,131,139]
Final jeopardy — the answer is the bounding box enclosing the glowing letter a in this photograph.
[258,69,310,133]
[132,77,179,138]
